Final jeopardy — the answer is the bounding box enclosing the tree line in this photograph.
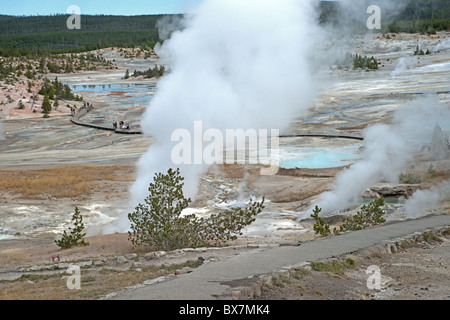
[0,14,177,35]
[124,65,167,79]
[0,53,116,81]
[0,14,181,57]
[0,29,160,57]
[386,18,450,35]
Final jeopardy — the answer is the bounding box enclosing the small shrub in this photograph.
[421,231,443,243]
[293,268,311,280]
[337,198,386,233]
[311,205,331,237]
[311,198,386,237]
[345,258,355,267]
[311,259,356,275]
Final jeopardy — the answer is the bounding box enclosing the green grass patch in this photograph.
[310,258,356,275]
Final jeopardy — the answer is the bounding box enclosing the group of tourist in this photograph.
[72,101,131,131]
[83,101,93,109]
[70,101,133,132]
[71,101,93,117]
[113,120,130,130]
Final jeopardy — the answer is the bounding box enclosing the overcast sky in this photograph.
[1,0,203,16]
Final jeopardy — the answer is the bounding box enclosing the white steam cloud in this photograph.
[391,56,415,77]
[310,96,450,216]
[106,0,327,233]
[433,38,450,53]
[403,180,450,219]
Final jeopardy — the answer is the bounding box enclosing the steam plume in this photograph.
[403,180,450,219]
[107,0,327,233]
[310,96,450,216]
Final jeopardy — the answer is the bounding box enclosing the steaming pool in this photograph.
[69,82,155,127]
[279,146,361,169]
[277,136,362,169]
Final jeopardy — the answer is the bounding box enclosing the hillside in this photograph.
[0,14,179,56]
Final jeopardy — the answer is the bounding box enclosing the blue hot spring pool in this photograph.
[70,83,155,107]
[280,146,361,169]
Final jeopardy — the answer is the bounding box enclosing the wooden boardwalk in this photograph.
[280,133,364,141]
[71,106,143,135]
[70,107,364,140]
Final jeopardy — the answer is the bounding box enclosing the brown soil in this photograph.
[0,233,142,271]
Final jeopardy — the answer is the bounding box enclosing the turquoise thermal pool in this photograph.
[280,145,361,169]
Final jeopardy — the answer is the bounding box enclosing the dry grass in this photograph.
[0,165,135,199]
[424,169,450,182]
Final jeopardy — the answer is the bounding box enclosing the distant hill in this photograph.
[0,14,179,56]
[0,14,172,35]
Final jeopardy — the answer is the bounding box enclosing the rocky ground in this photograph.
[256,227,450,300]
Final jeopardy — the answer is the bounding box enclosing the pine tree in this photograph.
[311,206,331,237]
[128,168,265,251]
[42,94,51,115]
[338,198,386,232]
[55,207,90,249]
